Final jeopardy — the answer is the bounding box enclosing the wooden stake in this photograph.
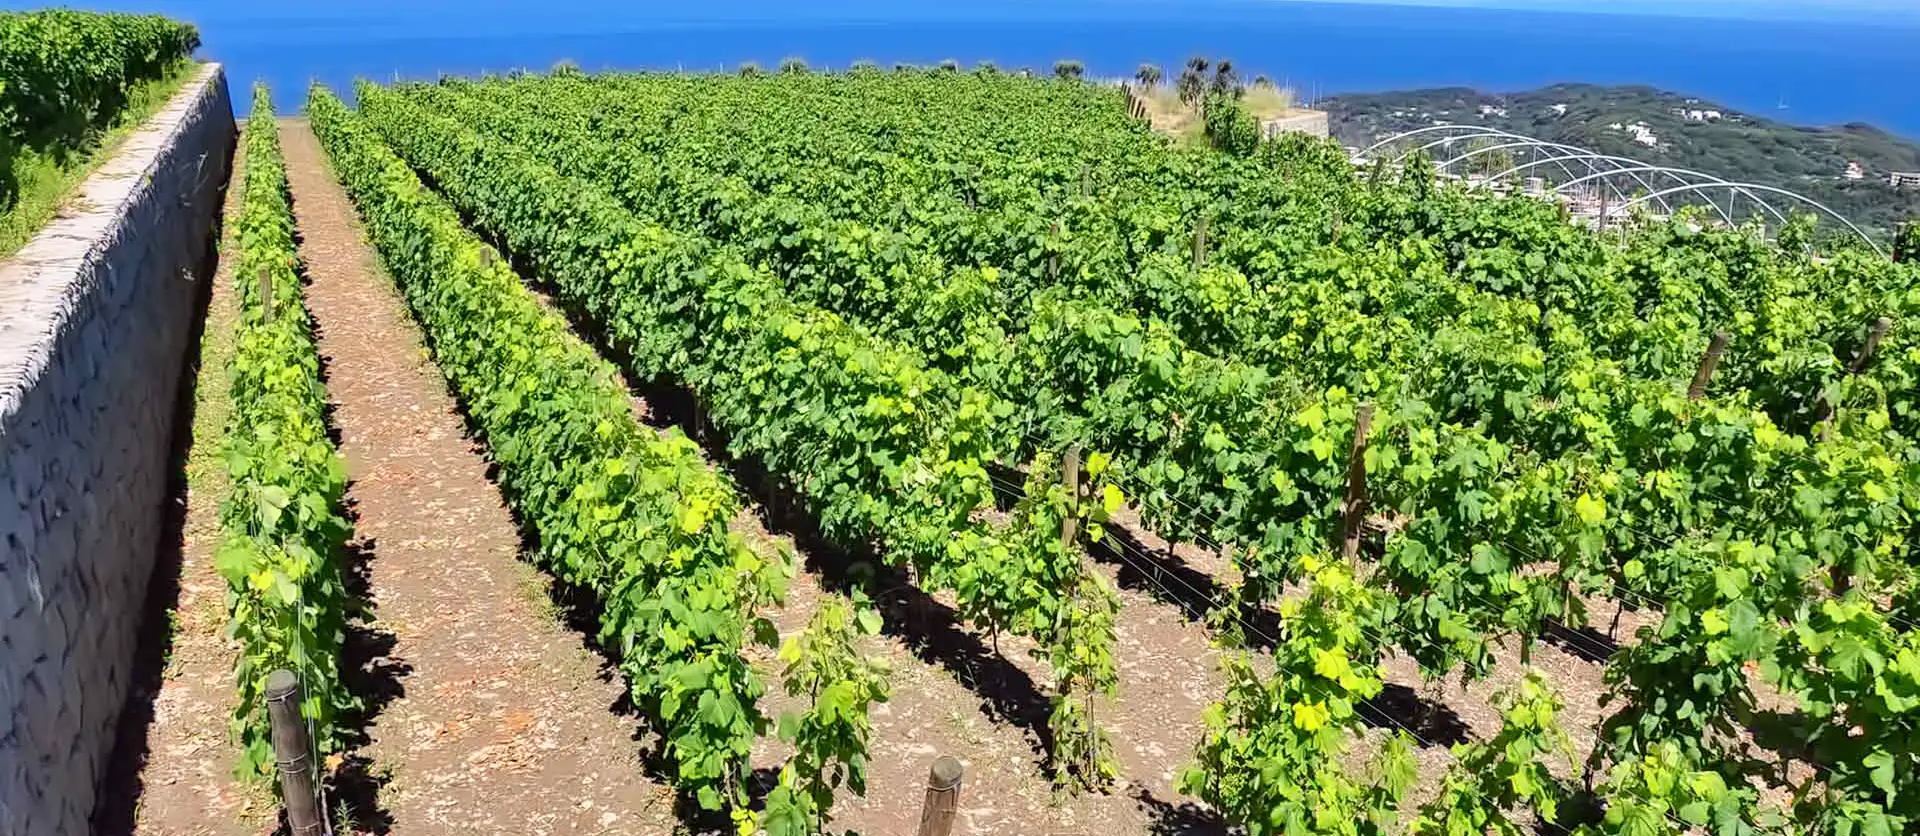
[1340,403,1375,561]
[1191,215,1208,270]
[1850,317,1893,375]
[1060,446,1083,552]
[915,757,964,836]
[266,670,324,836]
[1819,316,1896,436]
[1687,330,1730,400]
[1049,221,1061,281]
[257,270,274,323]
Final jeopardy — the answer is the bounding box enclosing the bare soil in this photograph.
[124,140,267,836]
[275,120,678,836]
[121,115,1677,836]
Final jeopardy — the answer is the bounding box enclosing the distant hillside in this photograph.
[1322,84,1920,238]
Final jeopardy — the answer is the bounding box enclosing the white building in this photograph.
[1613,121,1659,148]
[1844,161,1867,181]
[1891,171,1920,188]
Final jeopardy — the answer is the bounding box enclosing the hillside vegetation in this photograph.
[308,64,1920,835]
[1324,83,1920,237]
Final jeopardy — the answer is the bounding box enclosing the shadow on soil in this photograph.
[400,236,1067,828]
[1133,786,1229,836]
[92,140,231,836]
[638,375,1061,773]
[326,533,407,835]
[299,197,408,834]
[1542,615,1622,664]
[1090,502,1469,749]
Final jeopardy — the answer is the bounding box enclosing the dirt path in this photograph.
[276,120,676,836]
[125,141,265,836]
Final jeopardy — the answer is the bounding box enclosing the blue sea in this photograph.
[28,0,1920,137]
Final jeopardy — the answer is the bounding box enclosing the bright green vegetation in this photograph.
[307,86,890,833]
[1325,83,1920,239]
[217,85,356,782]
[330,65,1920,835]
[346,73,1128,798]
[0,9,199,254]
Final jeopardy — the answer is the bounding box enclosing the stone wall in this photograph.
[1263,109,1331,140]
[0,65,234,836]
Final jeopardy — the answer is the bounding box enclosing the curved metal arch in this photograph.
[1404,133,1599,179]
[1356,123,1525,159]
[1387,131,1649,213]
[1606,182,1886,257]
[1486,155,1789,228]
[1546,165,1803,227]
[1429,138,1672,215]
[1378,127,1681,215]
[1357,123,1880,252]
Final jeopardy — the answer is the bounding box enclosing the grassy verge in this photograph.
[0,58,200,257]
[1141,82,1297,143]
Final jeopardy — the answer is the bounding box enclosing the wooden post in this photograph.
[266,670,324,836]
[257,270,274,323]
[1340,403,1374,561]
[1048,221,1061,281]
[1850,317,1893,375]
[1191,215,1208,270]
[1060,446,1083,552]
[916,756,964,836]
[1687,330,1730,400]
[1819,316,1896,437]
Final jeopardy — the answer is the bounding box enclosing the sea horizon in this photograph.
[49,0,1920,137]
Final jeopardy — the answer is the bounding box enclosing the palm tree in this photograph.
[1178,56,1211,104]
[1053,59,1085,81]
[1135,63,1162,90]
[779,56,808,74]
[737,61,763,77]
[1210,59,1238,98]
[1254,74,1273,89]
[976,60,1000,75]
[939,58,961,73]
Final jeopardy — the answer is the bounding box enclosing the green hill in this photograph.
[1323,83,1920,239]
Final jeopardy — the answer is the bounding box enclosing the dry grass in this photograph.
[1241,83,1296,119]
[1136,82,1301,143]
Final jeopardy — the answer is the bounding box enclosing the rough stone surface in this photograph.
[0,65,234,836]
[1263,109,1331,139]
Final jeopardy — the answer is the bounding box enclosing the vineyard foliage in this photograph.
[325,66,1920,833]
[308,86,796,812]
[218,85,355,780]
[0,9,197,205]
[347,79,1125,789]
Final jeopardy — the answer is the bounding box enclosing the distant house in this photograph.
[1891,172,1920,188]
[1550,103,1569,116]
[1613,121,1659,148]
[1844,161,1867,181]
[1478,104,1508,118]
[1680,109,1725,122]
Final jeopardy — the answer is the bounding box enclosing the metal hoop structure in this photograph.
[1354,124,1882,254]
